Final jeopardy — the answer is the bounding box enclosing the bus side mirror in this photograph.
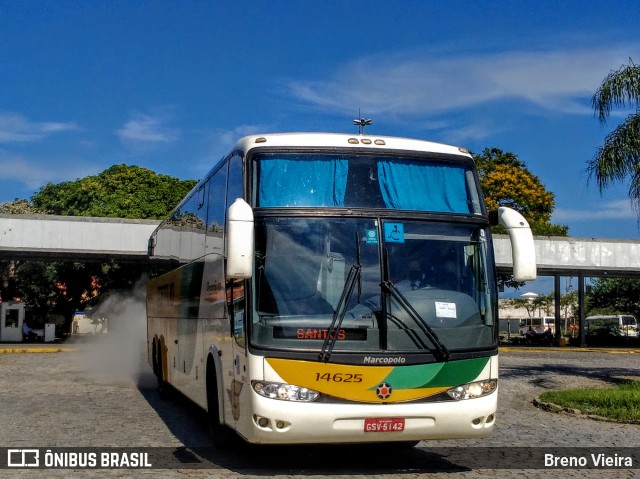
[492,206,537,282]
[227,198,254,279]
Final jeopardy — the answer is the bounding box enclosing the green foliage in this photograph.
[539,381,640,423]
[0,199,45,215]
[587,58,640,213]
[505,293,555,317]
[504,298,537,316]
[1,165,197,321]
[13,261,58,317]
[474,148,568,290]
[585,318,623,338]
[560,290,578,321]
[587,277,640,318]
[31,164,197,219]
[591,58,640,122]
[472,147,569,236]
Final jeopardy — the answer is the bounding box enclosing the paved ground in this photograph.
[0,341,639,478]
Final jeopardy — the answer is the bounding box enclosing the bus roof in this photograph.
[233,132,471,158]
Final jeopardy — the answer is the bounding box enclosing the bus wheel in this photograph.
[151,339,159,376]
[155,342,169,399]
[206,357,237,449]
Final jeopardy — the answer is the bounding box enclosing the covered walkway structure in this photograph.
[494,235,640,346]
[1,214,640,346]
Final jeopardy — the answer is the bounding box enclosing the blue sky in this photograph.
[1,0,639,245]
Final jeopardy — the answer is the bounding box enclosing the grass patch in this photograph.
[538,380,640,423]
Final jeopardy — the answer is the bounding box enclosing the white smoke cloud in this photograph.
[78,276,154,388]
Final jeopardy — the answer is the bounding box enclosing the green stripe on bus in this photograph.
[378,357,490,390]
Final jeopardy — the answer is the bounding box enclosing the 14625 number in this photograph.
[315,372,363,383]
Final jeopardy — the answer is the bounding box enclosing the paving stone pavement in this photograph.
[0,342,639,478]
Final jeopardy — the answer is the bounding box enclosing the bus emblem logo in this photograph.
[376,382,392,400]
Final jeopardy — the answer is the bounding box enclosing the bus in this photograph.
[518,316,557,336]
[146,132,536,446]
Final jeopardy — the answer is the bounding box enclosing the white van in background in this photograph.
[71,312,107,335]
[585,315,638,337]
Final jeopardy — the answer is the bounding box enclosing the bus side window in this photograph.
[206,161,228,254]
[227,155,244,209]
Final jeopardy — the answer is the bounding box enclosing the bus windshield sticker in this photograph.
[365,228,378,245]
[384,223,404,243]
[435,302,457,319]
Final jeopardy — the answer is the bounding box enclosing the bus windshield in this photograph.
[251,217,496,355]
[254,153,481,214]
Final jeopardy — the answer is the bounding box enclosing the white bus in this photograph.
[146,132,536,446]
[518,316,556,336]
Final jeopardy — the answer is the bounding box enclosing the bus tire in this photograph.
[206,356,237,449]
[151,339,159,376]
[155,340,169,399]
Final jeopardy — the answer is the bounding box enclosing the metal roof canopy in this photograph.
[494,235,640,278]
[493,234,640,347]
[2,215,639,348]
[0,214,160,262]
[1,215,640,277]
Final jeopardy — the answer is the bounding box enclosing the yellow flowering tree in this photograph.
[473,147,568,236]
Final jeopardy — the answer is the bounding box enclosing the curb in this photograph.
[0,347,74,354]
[532,397,626,424]
[501,346,640,354]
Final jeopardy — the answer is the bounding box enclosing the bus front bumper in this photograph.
[241,389,497,445]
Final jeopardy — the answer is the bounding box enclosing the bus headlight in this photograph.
[446,379,497,400]
[252,381,320,402]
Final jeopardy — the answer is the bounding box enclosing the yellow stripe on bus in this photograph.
[266,358,449,403]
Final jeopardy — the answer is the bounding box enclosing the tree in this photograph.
[31,164,197,219]
[560,290,579,333]
[473,148,568,236]
[474,148,567,290]
[504,298,537,317]
[587,277,640,318]
[0,199,45,214]
[2,165,197,326]
[587,58,640,213]
[12,261,58,317]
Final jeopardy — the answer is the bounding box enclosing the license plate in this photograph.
[364,417,405,432]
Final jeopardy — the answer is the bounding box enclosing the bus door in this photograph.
[228,278,247,425]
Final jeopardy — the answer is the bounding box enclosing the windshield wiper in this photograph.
[381,280,450,361]
[380,280,450,361]
[319,232,362,362]
[319,263,360,362]
[386,313,431,350]
[380,247,449,361]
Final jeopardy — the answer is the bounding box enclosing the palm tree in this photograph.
[587,58,640,211]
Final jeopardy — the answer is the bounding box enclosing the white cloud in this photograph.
[213,124,269,149]
[553,199,637,222]
[446,122,505,144]
[0,154,96,190]
[116,113,179,145]
[187,124,269,176]
[283,45,638,118]
[0,112,78,142]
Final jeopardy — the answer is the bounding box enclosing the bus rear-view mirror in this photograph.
[227,198,254,279]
